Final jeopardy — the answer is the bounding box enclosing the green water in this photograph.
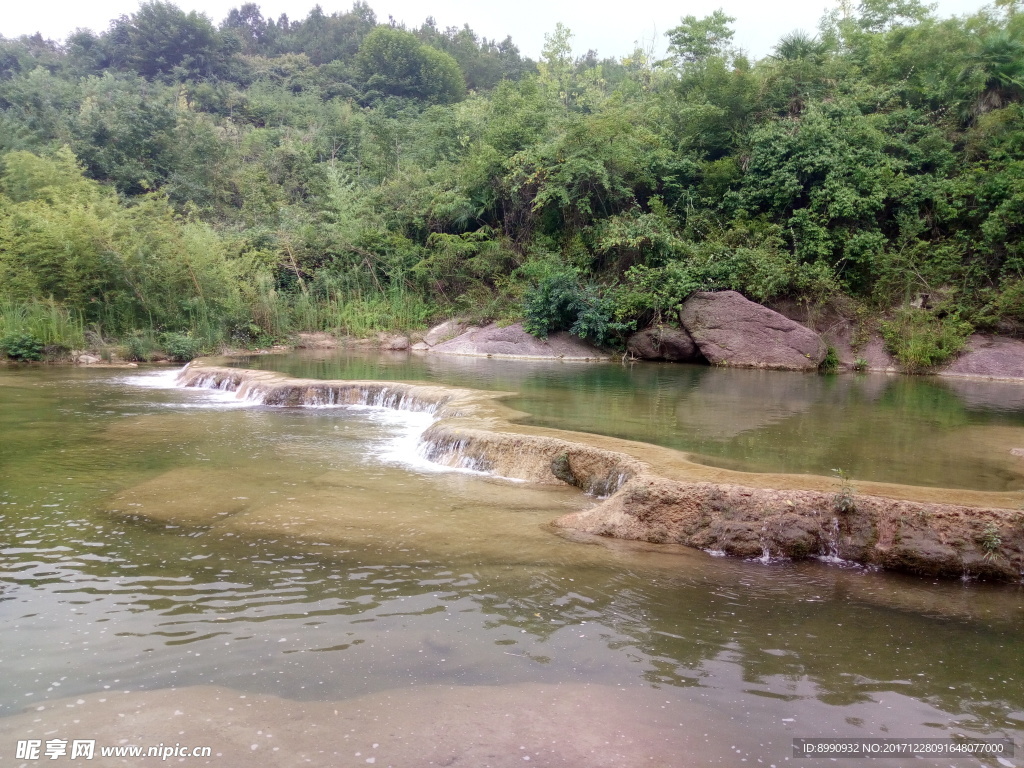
[232,349,1024,491]
[1,362,1022,767]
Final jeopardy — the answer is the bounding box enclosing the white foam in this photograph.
[129,366,499,478]
[117,367,186,389]
[120,367,259,409]
[365,409,498,477]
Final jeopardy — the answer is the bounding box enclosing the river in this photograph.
[1,355,1021,767]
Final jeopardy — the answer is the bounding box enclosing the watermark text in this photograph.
[16,739,213,761]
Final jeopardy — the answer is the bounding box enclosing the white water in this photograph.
[121,367,495,478]
[815,516,860,567]
[118,367,255,409]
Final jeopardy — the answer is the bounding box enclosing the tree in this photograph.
[665,10,736,65]
[856,0,936,32]
[222,3,268,54]
[68,73,178,195]
[282,2,377,65]
[64,30,111,76]
[959,30,1024,115]
[356,27,465,104]
[538,23,574,104]
[106,1,233,81]
[767,31,834,115]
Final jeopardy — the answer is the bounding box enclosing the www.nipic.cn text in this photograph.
[16,739,214,761]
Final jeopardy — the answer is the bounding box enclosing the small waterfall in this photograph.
[177,367,446,414]
[601,471,631,497]
[417,434,493,473]
[816,517,855,566]
[175,365,500,477]
[580,471,629,498]
[751,528,787,564]
[176,364,640,491]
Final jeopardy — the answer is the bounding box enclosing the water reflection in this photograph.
[233,350,1024,491]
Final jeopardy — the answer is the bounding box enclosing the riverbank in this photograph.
[12,317,1024,384]
[178,362,1024,582]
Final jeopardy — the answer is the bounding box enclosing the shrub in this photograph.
[0,300,85,350]
[523,271,626,346]
[124,333,154,362]
[229,322,273,349]
[160,332,202,362]
[523,272,585,339]
[43,344,71,362]
[819,345,840,373]
[832,468,856,514]
[880,309,971,373]
[980,522,1002,560]
[0,332,44,361]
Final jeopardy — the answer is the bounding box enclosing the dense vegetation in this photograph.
[1,0,1022,366]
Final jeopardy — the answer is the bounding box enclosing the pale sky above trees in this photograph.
[6,0,992,60]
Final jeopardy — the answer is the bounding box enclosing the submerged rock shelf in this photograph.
[179,362,1024,582]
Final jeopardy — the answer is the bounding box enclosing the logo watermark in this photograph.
[15,739,213,761]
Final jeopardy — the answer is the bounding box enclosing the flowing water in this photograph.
[1,358,1023,768]
[232,350,1024,492]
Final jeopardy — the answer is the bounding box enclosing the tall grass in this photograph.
[317,291,436,337]
[1,288,438,359]
[247,287,436,340]
[0,300,86,349]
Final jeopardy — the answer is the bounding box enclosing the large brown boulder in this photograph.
[679,291,827,370]
[377,333,410,351]
[626,325,702,362]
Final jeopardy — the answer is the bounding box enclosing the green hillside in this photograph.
[1,0,1021,366]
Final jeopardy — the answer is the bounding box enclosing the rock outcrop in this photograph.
[430,322,609,360]
[294,332,340,349]
[940,334,1024,380]
[419,421,1024,581]
[553,476,1023,580]
[765,298,897,372]
[422,319,470,348]
[626,325,702,362]
[378,333,410,351]
[679,291,827,370]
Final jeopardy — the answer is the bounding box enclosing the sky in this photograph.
[4,0,994,61]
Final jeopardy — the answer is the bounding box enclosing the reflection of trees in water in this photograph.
[468,556,1024,730]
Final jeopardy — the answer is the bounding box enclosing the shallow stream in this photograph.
[1,357,1022,767]
[232,350,1024,491]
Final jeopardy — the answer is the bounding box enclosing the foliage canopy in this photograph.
[0,1,1022,360]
